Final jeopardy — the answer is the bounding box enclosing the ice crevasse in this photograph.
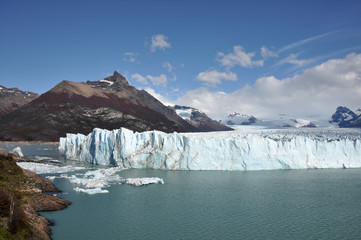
[59,127,361,170]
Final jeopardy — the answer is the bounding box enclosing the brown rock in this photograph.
[22,169,61,192]
[0,148,9,158]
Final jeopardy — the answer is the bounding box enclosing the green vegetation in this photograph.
[0,157,34,239]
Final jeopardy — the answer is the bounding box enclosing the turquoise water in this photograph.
[42,169,361,240]
[2,144,361,239]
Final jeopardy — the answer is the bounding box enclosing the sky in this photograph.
[1,0,361,120]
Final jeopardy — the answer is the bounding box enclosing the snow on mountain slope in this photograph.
[60,127,361,171]
[175,106,193,120]
[330,106,361,128]
[0,85,38,115]
[173,105,232,131]
[221,112,260,125]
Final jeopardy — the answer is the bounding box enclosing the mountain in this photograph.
[173,105,232,131]
[220,112,261,125]
[0,72,230,141]
[0,85,38,115]
[330,106,361,127]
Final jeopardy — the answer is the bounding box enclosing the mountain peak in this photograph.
[106,71,129,86]
[113,71,122,76]
[330,106,359,127]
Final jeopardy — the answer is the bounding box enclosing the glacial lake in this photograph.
[2,144,361,239]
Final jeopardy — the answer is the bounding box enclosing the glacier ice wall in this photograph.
[59,128,361,170]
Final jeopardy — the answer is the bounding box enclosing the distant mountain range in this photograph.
[220,112,261,125]
[0,72,230,141]
[0,85,38,115]
[220,106,361,129]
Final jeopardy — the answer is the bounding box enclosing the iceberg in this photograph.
[59,127,361,171]
[124,177,164,187]
[10,147,24,158]
[74,187,109,194]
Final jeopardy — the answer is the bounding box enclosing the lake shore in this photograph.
[0,141,59,145]
[0,148,70,239]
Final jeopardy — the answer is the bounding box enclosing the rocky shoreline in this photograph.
[0,141,59,145]
[0,148,70,240]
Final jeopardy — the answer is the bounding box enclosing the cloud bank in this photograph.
[177,53,361,120]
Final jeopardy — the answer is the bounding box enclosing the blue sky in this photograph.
[1,0,361,119]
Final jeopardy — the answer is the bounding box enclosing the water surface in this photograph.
[2,144,361,239]
[42,169,361,240]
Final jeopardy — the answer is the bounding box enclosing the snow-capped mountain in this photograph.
[220,112,320,128]
[276,117,317,128]
[0,85,38,115]
[330,106,361,128]
[174,105,231,132]
[221,112,261,125]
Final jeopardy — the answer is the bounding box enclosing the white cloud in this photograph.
[275,54,312,66]
[131,73,147,84]
[146,74,167,86]
[178,53,361,120]
[144,87,174,106]
[150,34,171,52]
[123,52,139,63]
[162,61,174,72]
[196,70,237,86]
[217,46,264,69]
[261,46,278,59]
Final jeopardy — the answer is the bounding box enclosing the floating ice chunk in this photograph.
[17,162,86,174]
[46,176,56,181]
[32,156,53,161]
[64,168,122,192]
[124,177,164,186]
[74,187,109,194]
[10,147,24,158]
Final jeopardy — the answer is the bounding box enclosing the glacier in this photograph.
[59,127,361,171]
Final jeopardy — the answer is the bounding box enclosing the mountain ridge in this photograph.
[0,72,230,141]
[0,85,38,115]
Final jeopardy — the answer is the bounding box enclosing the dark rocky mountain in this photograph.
[330,106,361,127]
[173,105,232,132]
[0,85,38,115]
[0,72,230,141]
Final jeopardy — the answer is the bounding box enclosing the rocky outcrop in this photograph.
[0,150,70,239]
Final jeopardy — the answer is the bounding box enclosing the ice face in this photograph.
[59,127,361,171]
